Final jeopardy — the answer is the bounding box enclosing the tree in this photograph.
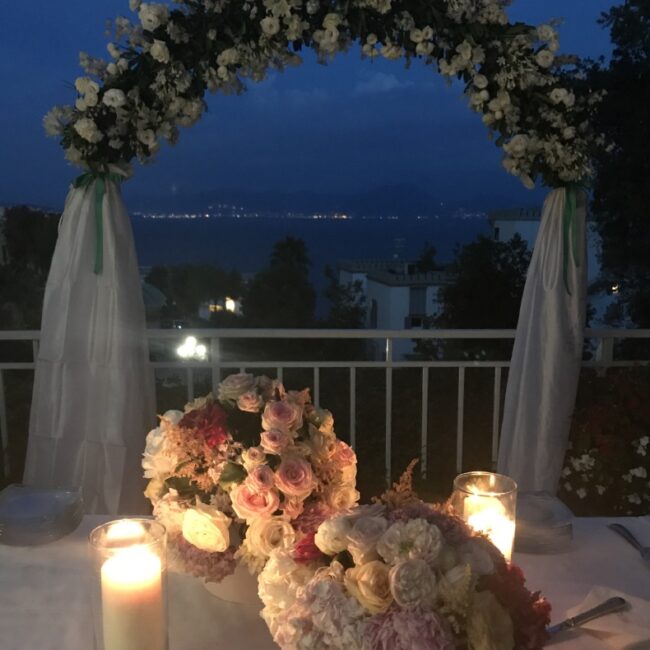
[587,0,650,326]
[0,206,60,329]
[416,234,531,359]
[243,237,316,328]
[322,265,366,329]
[414,241,441,273]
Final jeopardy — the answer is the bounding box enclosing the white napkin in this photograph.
[566,586,650,649]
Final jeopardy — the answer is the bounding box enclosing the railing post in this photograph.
[210,338,221,389]
[349,367,356,449]
[0,369,9,480]
[420,367,429,479]
[313,367,320,408]
[385,338,393,487]
[456,367,465,473]
[491,367,502,470]
[595,337,614,377]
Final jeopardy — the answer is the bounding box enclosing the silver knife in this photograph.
[547,596,629,636]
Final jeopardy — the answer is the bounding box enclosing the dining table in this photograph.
[0,515,648,649]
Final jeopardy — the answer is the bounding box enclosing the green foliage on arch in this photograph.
[45,0,604,188]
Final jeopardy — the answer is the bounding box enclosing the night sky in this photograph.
[0,0,618,211]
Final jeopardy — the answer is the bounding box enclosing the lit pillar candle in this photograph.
[101,545,166,650]
[464,492,516,560]
[452,471,517,562]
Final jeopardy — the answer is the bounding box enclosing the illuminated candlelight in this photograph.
[90,519,168,650]
[451,472,517,561]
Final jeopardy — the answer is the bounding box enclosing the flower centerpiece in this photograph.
[259,463,550,649]
[142,372,359,584]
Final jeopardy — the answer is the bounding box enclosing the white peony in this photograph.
[389,558,437,607]
[377,518,442,565]
[182,502,230,552]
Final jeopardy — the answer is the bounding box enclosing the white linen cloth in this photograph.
[23,172,154,514]
[498,187,587,493]
[565,586,650,649]
[1,516,648,650]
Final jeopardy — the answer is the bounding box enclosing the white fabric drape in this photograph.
[23,172,154,514]
[497,187,587,493]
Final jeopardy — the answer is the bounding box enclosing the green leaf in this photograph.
[164,476,199,499]
[218,461,247,487]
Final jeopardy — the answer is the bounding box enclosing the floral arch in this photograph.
[27,0,597,516]
[45,0,603,189]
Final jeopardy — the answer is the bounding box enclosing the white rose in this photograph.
[459,540,495,575]
[326,484,360,512]
[315,514,353,555]
[535,49,554,68]
[218,372,256,402]
[150,39,170,64]
[139,2,169,31]
[142,425,178,480]
[182,502,230,552]
[505,134,529,158]
[260,16,280,36]
[246,516,295,558]
[473,74,489,89]
[102,88,127,108]
[137,129,157,147]
[344,561,393,615]
[75,76,99,95]
[73,117,103,143]
[322,12,341,30]
[347,516,387,565]
[377,518,442,565]
[537,24,556,42]
[456,40,473,62]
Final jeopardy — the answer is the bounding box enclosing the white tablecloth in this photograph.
[1,516,649,649]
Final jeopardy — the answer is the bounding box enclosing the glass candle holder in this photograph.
[89,519,168,650]
[451,471,517,561]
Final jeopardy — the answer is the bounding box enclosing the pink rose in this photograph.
[247,464,275,493]
[231,483,280,521]
[275,456,317,499]
[237,391,264,413]
[334,440,357,467]
[262,399,302,432]
[260,428,291,454]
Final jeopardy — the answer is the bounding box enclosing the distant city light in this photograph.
[177,336,207,360]
[225,297,236,313]
[611,283,620,295]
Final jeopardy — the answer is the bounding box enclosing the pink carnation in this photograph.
[293,532,324,564]
[231,483,280,521]
[262,399,302,432]
[363,607,456,650]
[260,428,292,454]
[275,456,317,499]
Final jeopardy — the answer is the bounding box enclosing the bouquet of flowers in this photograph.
[560,369,650,516]
[259,465,550,650]
[142,372,359,583]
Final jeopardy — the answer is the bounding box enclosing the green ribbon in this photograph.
[561,184,588,296]
[73,171,122,274]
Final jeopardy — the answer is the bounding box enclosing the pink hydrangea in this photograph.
[363,607,456,650]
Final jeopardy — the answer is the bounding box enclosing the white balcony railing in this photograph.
[1,328,649,485]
